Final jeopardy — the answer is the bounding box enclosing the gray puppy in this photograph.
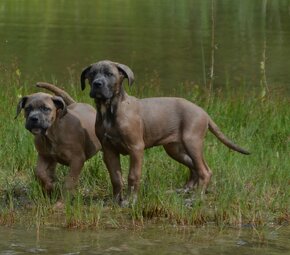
[81,60,249,205]
[16,83,101,196]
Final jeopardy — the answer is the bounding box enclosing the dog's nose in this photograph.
[29,116,39,122]
[92,80,103,88]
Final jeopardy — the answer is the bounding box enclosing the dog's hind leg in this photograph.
[163,142,199,191]
[127,147,144,204]
[182,136,212,193]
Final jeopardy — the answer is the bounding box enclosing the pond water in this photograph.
[0,225,290,255]
[0,0,289,92]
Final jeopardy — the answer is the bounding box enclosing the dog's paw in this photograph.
[184,197,195,208]
[53,200,65,211]
[176,187,192,194]
[119,199,130,208]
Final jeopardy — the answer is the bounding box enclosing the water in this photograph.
[0,225,289,255]
[0,0,289,92]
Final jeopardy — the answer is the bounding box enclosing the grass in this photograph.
[0,67,289,229]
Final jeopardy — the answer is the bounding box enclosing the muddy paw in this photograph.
[184,197,195,208]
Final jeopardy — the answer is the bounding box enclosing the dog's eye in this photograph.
[106,72,113,77]
[89,73,95,79]
[25,106,32,113]
[41,106,51,112]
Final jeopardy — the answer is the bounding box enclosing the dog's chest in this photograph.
[36,137,70,165]
[102,125,128,154]
[50,143,69,164]
[96,109,128,154]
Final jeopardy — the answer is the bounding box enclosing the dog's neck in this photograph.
[95,88,127,125]
[38,118,60,144]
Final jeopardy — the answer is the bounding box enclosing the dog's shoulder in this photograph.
[118,95,140,112]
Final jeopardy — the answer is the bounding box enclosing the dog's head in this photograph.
[80,60,134,100]
[15,92,66,135]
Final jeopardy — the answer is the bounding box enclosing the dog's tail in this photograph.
[208,117,250,155]
[36,82,76,105]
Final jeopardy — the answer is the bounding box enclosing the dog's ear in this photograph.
[115,63,134,86]
[15,96,28,119]
[80,64,92,91]
[52,96,67,118]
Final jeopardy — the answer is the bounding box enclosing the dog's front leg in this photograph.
[35,155,57,194]
[51,158,84,210]
[102,145,124,205]
[128,147,144,204]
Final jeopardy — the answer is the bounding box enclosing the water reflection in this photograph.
[0,225,289,254]
[0,0,289,92]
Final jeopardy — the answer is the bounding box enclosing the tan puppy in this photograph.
[80,60,250,205]
[16,83,101,195]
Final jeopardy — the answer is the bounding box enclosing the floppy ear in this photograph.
[115,62,135,86]
[80,65,92,91]
[15,96,28,119]
[52,96,67,118]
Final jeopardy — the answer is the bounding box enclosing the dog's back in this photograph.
[137,97,205,147]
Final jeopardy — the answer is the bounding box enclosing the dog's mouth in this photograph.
[26,116,50,136]
[26,125,47,135]
[90,91,113,100]
[30,128,45,135]
[90,86,113,100]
